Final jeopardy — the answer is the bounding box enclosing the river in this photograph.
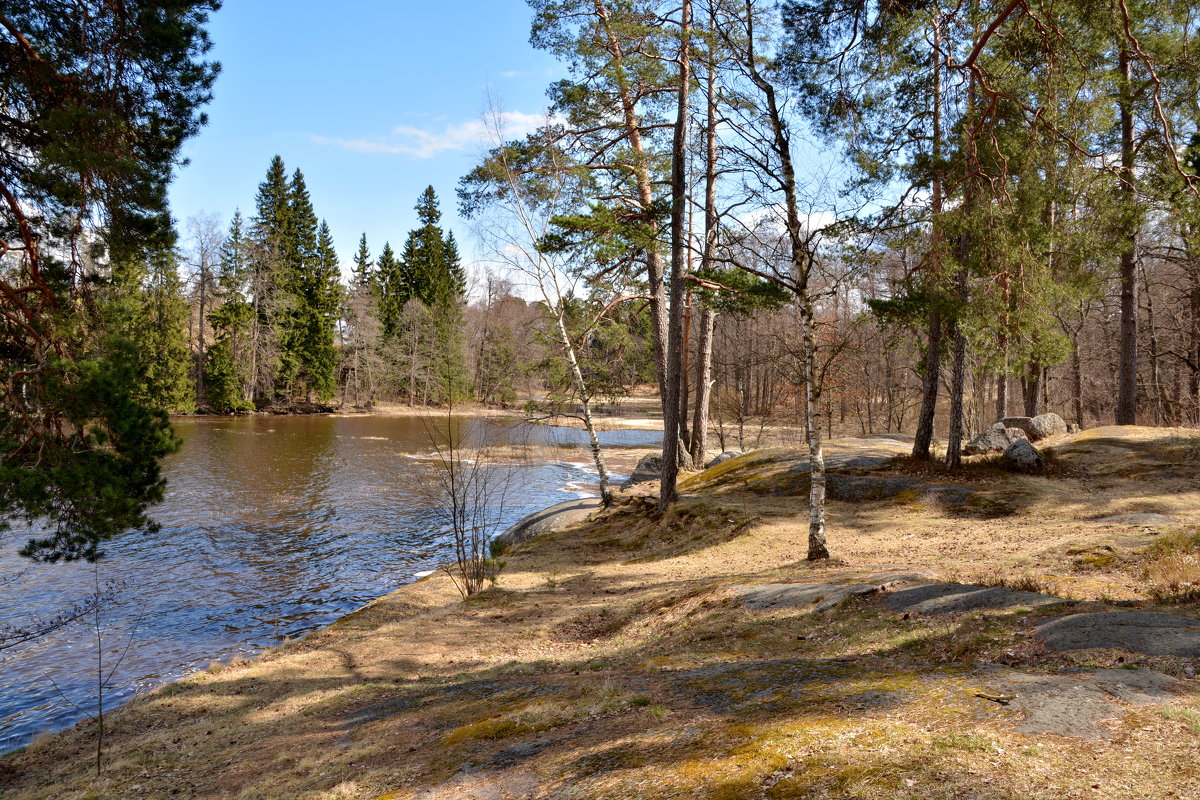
[0,414,660,753]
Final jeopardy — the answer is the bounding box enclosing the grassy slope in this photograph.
[1,427,1199,799]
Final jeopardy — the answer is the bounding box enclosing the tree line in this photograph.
[136,157,659,417]
[459,0,1200,557]
[5,1,1200,565]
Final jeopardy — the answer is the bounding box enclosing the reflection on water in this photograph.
[0,414,660,752]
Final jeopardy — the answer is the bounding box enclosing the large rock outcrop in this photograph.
[1001,413,1067,442]
[965,423,1027,455]
[1028,412,1068,441]
[1000,438,1045,472]
[705,450,743,469]
[492,498,601,552]
[622,454,663,488]
[1002,416,1033,435]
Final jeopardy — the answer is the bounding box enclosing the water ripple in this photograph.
[0,415,659,752]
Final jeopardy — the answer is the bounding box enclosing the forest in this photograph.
[6,3,1200,795]
[4,0,1200,558]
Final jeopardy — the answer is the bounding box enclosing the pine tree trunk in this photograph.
[1071,330,1084,427]
[945,257,969,469]
[658,0,691,512]
[912,311,942,459]
[689,35,718,469]
[913,15,944,461]
[593,0,668,403]
[1116,47,1138,425]
[680,295,692,452]
[1141,262,1163,425]
[740,0,827,558]
[1022,366,1041,417]
[945,54,974,470]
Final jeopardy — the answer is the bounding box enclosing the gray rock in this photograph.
[1067,423,1081,434]
[492,498,601,552]
[621,453,662,488]
[825,475,920,501]
[1001,672,1124,739]
[733,581,897,612]
[1000,438,1044,472]
[882,583,1068,615]
[977,667,1182,740]
[704,450,743,469]
[1035,611,1200,657]
[1005,427,1029,442]
[1090,668,1180,704]
[964,423,1013,456]
[1002,416,1034,435]
[1028,412,1068,441]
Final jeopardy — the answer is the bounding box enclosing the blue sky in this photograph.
[169,0,562,275]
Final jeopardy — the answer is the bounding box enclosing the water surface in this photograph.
[0,414,659,752]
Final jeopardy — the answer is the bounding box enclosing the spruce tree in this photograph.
[248,156,294,402]
[402,186,459,307]
[376,241,406,336]
[276,168,321,395]
[108,250,195,414]
[205,210,255,412]
[301,220,343,401]
[344,233,385,407]
[398,187,469,402]
[218,210,250,298]
[253,156,292,265]
[352,233,375,288]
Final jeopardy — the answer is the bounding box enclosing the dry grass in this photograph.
[3,426,1200,800]
[1139,528,1200,603]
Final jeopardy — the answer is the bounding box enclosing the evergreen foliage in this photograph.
[243,158,343,403]
[394,187,469,403]
[205,210,255,412]
[376,241,406,336]
[0,1,217,560]
[119,252,196,414]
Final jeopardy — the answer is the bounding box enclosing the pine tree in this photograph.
[0,2,216,561]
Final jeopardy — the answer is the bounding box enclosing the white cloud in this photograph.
[310,111,547,159]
